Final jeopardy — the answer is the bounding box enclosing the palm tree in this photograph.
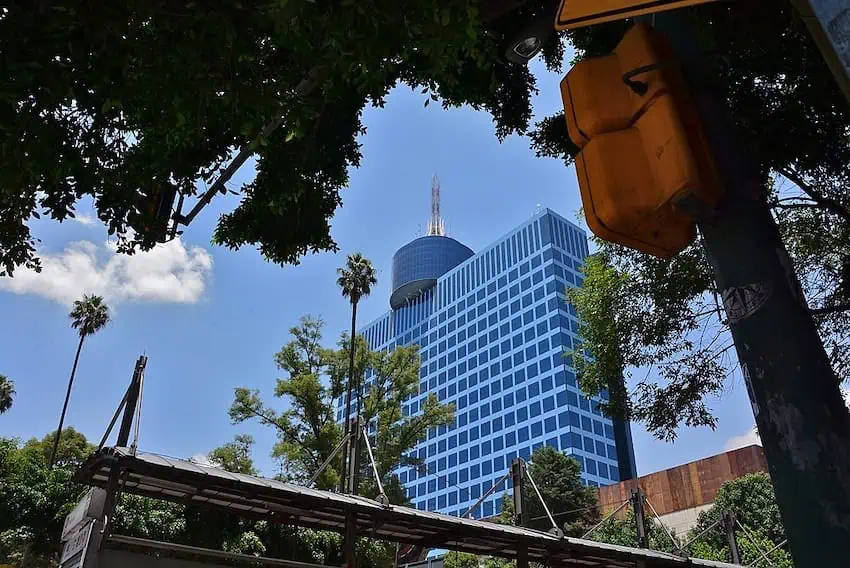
[336,253,377,492]
[0,375,14,414]
[50,294,110,467]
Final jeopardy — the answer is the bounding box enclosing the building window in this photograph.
[517,426,530,442]
[593,420,605,436]
[531,421,543,438]
[493,435,504,451]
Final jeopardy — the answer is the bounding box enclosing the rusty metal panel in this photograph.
[598,446,767,516]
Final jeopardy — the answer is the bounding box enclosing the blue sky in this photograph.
[0,59,758,477]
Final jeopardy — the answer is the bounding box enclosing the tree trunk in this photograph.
[649,12,850,566]
[50,334,85,467]
[339,301,358,493]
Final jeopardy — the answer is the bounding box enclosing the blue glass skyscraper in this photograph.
[339,197,636,518]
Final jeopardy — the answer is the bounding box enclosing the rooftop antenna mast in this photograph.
[427,174,445,236]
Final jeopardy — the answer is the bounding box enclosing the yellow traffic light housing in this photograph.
[561,23,722,258]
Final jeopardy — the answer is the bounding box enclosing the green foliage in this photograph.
[569,165,850,441]
[567,246,727,441]
[208,434,258,475]
[0,375,13,414]
[229,315,454,499]
[114,494,188,543]
[589,510,678,553]
[20,427,94,470]
[687,528,794,568]
[540,3,850,441]
[337,253,378,306]
[444,551,481,568]
[690,473,785,552]
[678,473,792,565]
[532,2,849,178]
[69,295,110,338]
[0,0,566,276]
[524,446,599,535]
[230,315,342,489]
[0,431,92,566]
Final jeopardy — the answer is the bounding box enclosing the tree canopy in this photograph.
[7,0,841,283]
[568,169,850,440]
[69,294,111,338]
[683,473,793,567]
[0,375,13,414]
[541,2,850,441]
[0,0,565,276]
[523,445,598,535]
[229,315,454,499]
[0,429,93,566]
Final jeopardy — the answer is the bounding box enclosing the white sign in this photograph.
[62,488,106,541]
[60,520,93,567]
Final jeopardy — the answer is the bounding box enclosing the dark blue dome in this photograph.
[390,236,474,309]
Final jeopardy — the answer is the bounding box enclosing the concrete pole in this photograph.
[646,11,850,566]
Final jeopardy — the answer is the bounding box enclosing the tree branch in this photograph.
[241,405,320,470]
[810,303,850,316]
[775,203,822,210]
[778,167,850,224]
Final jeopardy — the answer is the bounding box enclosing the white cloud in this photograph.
[724,426,761,452]
[189,453,219,468]
[71,213,97,226]
[0,238,213,306]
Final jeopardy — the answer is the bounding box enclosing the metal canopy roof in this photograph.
[77,447,736,568]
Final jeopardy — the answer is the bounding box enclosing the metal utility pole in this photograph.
[646,10,850,567]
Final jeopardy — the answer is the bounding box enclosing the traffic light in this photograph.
[134,183,177,244]
[560,23,722,258]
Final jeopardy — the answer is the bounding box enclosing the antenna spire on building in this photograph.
[427,174,445,236]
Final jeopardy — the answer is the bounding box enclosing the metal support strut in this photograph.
[361,426,389,506]
[309,432,351,486]
[632,489,648,549]
[511,458,527,528]
[522,460,563,537]
[462,470,511,519]
[722,511,741,564]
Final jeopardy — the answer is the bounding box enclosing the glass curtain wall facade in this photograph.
[339,208,635,518]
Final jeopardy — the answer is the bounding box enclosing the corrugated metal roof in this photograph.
[77,447,738,568]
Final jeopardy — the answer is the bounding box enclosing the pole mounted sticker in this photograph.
[721,281,772,324]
